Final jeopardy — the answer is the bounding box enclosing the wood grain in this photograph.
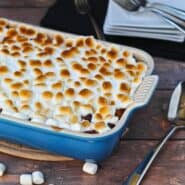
[0,8,47,25]
[0,0,56,7]
[0,141,184,185]
[154,57,185,90]
[124,90,185,140]
[0,140,73,161]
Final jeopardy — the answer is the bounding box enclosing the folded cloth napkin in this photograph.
[104,0,185,42]
[41,0,185,60]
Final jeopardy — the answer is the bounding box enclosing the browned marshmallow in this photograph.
[79,89,93,99]
[0,66,9,75]
[41,91,53,101]
[19,89,32,101]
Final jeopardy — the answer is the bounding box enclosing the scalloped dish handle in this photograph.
[133,75,159,108]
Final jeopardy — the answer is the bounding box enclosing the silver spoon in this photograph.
[114,0,185,34]
[74,0,105,40]
[122,81,185,185]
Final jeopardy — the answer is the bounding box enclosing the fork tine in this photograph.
[84,0,91,10]
[75,0,89,14]
[81,0,86,10]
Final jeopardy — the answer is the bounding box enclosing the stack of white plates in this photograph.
[104,0,185,42]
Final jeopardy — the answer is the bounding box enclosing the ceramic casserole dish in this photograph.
[0,19,158,163]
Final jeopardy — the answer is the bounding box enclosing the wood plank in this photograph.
[0,0,56,7]
[124,90,169,140]
[154,57,185,90]
[0,141,184,185]
[0,8,47,25]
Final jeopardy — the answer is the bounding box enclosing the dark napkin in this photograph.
[41,0,185,61]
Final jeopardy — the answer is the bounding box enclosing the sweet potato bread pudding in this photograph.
[0,18,147,134]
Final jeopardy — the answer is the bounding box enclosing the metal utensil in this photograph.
[123,81,185,185]
[74,0,105,40]
[114,0,185,34]
[151,2,185,19]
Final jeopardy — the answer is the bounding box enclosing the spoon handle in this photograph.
[150,3,185,19]
[88,12,105,40]
[122,125,179,185]
[148,7,185,34]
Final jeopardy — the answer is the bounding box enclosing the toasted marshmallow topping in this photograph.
[0,18,147,134]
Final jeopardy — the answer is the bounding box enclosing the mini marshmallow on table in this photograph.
[32,171,45,185]
[82,162,98,175]
[20,174,32,185]
[0,163,6,176]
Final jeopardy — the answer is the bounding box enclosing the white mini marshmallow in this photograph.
[0,92,7,100]
[20,174,32,185]
[30,113,46,124]
[127,55,137,65]
[1,109,14,117]
[70,123,81,131]
[104,116,118,124]
[78,105,93,116]
[32,171,45,185]
[82,162,98,175]
[0,163,6,176]
[12,112,28,120]
[45,118,58,126]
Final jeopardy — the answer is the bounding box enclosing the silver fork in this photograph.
[74,0,105,40]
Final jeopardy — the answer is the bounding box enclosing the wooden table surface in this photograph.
[0,1,185,185]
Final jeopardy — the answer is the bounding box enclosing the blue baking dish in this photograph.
[0,20,159,163]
